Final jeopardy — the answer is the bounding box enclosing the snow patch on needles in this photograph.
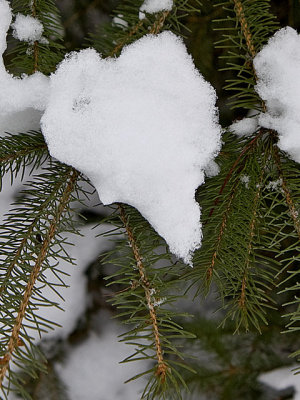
[12,13,44,43]
[254,27,300,163]
[140,0,173,14]
[230,116,258,137]
[0,0,49,132]
[41,32,221,265]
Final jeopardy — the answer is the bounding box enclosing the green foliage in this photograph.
[0,163,85,399]
[8,0,65,74]
[103,205,195,399]
[215,0,278,111]
[0,131,48,190]
[91,0,201,56]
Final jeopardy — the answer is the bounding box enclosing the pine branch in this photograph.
[8,0,65,75]
[215,0,278,110]
[232,0,255,58]
[91,0,201,57]
[0,169,78,388]
[118,205,168,380]
[0,132,48,190]
[0,165,84,397]
[272,146,300,240]
[103,205,195,400]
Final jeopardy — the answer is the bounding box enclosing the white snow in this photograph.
[254,27,300,163]
[0,0,49,133]
[140,0,173,14]
[259,366,300,400]
[265,178,283,191]
[240,174,250,188]
[12,14,44,43]
[55,316,148,400]
[41,32,221,264]
[0,109,42,136]
[230,116,258,137]
[112,14,128,29]
[204,160,220,178]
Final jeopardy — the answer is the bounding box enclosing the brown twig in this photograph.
[0,169,78,388]
[109,20,144,57]
[118,205,167,381]
[233,0,256,58]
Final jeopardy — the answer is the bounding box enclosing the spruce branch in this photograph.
[0,169,78,388]
[0,132,48,189]
[232,0,255,58]
[118,205,168,380]
[272,145,300,240]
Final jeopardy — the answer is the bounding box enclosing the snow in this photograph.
[230,116,258,137]
[259,366,300,400]
[265,178,283,191]
[41,32,221,265]
[240,174,250,188]
[140,0,173,14]
[0,109,42,136]
[112,14,128,29]
[55,315,148,400]
[204,160,220,178]
[254,27,300,163]
[0,0,49,132]
[12,14,44,43]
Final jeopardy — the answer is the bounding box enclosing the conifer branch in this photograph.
[206,188,236,282]
[109,20,144,57]
[232,0,255,58]
[207,129,263,220]
[0,144,47,165]
[150,11,170,35]
[272,145,300,241]
[118,205,168,381]
[109,11,170,57]
[0,168,78,388]
[238,165,264,312]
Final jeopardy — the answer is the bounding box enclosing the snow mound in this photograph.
[254,27,300,162]
[12,14,44,43]
[41,32,221,264]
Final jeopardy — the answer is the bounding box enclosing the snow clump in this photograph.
[41,31,222,265]
[112,14,128,29]
[140,0,173,14]
[230,116,259,137]
[139,0,173,19]
[12,13,44,43]
[0,0,49,134]
[254,27,300,162]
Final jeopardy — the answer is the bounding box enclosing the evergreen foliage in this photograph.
[0,0,299,399]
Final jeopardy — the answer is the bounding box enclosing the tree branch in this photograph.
[0,169,78,388]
